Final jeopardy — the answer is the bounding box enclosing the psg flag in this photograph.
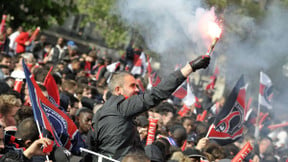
[259,72,273,110]
[23,60,85,154]
[207,75,246,145]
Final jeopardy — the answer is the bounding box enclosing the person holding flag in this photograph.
[85,55,210,161]
[22,59,85,156]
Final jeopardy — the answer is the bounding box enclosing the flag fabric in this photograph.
[23,60,62,147]
[259,72,273,110]
[23,60,85,154]
[106,61,121,73]
[130,57,142,75]
[43,67,60,106]
[182,78,196,106]
[29,27,40,42]
[131,52,147,76]
[147,71,161,90]
[207,75,246,145]
[206,76,216,91]
[172,81,187,99]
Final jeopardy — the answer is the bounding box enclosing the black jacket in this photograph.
[85,70,186,161]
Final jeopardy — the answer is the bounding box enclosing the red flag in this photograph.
[0,15,7,34]
[198,110,207,122]
[259,72,273,110]
[29,27,40,42]
[131,52,147,76]
[43,67,60,106]
[207,76,246,145]
[172,81,187,99]
[231,142,253,162]
[13,79,23,93]
[131,57,142,75]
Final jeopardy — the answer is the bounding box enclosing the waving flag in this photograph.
[172,80,187,99]
[23,60,85,154]
[259,72,273,110]
[106,61,121,73]
[131,52,147,76]
[43,67,60,106]
[178,78,196,116]
[23,60,62,147]
[207,76,246,145]
[146,57,161,90]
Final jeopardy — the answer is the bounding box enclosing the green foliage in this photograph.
[0,0,77,29]
[78,0,129,49]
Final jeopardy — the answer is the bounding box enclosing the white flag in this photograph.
[259,72,273,109]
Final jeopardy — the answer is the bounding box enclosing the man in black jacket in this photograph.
[85,55,210,161]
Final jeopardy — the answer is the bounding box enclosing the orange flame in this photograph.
[207,21,222,39]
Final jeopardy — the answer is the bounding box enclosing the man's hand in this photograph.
[23,138,52,159]
[189,55,210,72]
[181,55,211,77]
[195,137,209,151]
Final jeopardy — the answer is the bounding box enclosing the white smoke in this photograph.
[115,0,219,73]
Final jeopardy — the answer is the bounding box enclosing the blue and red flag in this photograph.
[23,60,85,154]
[207,75,246,145]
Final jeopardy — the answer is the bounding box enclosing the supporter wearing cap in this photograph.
[183,148,205,162]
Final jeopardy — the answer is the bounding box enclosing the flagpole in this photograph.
[255,72,262,141]
[35,117,50,161]
[205,124,214,138]
[80,148,120,162]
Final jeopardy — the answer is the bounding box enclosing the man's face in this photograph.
[82,88,92,98]
[57,37,64,46]
[79,112,93,134]
[162,112,173,126]
[259,138,272,154]
[183,119,193,134]
[1,57,11,67]
[68,102,79,116]
[119,75,139,98]
[72,62,81,71]
[4,106,20,127]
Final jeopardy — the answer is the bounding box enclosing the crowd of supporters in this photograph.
[0,25,287,162]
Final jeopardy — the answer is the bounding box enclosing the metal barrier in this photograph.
[80,147,120,162]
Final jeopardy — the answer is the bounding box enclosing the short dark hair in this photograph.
[15,118,39,144]
[156,102,175,115]
[33,67,49,83]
